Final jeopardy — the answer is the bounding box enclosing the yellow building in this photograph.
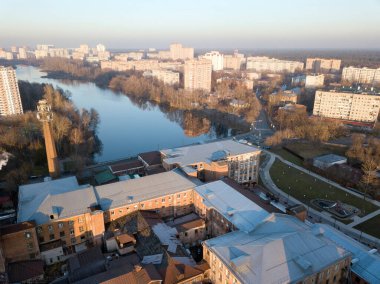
[184,58,212,92]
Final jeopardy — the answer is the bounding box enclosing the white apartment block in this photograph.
[48,48,70,58]
[101,60,160,71]
[342,66,380,85]
[306,58,341,73]
[170,43,194,60]
[201,51,224,71]
[0,50,13,60]
[96,44,106,53]
[313,90,380,123]
[0,66,23,116]
[150,69,180,85]
[305,74,324,88]
[77,44,89,54]
[246,57,304,73]
[36,44,54,51]
[184,58,212,92]
[17,48,28,59]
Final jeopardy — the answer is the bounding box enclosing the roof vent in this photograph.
[295,256,312,271]
[351,258,359,265]
[368,249,377,254]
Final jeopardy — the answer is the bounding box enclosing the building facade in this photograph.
[150,69,180,85]
[305,74,325,88]
[313,90,380,123]
[246,57,304,73]
[342,66,380,85]
[201,51,224,71]
[184,59,212,92]
[0,66,23,116]
[170,43,194,60]
[306,58,341,73]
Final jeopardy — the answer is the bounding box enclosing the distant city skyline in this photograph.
[1,0,380,49]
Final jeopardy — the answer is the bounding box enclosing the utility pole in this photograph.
[37,99,60,178]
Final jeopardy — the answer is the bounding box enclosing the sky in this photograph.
[1,0,380,49]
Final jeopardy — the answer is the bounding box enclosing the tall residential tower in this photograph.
[0,66,23,116]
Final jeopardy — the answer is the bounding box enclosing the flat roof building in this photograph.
[246,57,304,73]
[313,90,380,123]
[313,154,347,170]
[161,140,261,184]
[184,58,212,92]
[342,66,380,85]
[306,58,341,73]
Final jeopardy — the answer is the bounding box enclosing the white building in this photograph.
[305,74,324,88]
[0,66,23,116]
[201,51,224,71]
[246,56,304,73]
[170,43,194,60]
[342,66,380,85]
[96,44,106,53]
[313,90,380,123]
[144,69,180,85]
[184,58,212,91]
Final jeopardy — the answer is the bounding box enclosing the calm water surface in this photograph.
[16,66,226,162]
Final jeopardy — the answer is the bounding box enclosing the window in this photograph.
[79,226,84,233]
[71,238,76,244]
[78,217,83,223]
[111,211,115,215]
[39,236,44,243]
[25,232,32,239]
[60,231,65,237]
[27,242,34,249]
[141,203,145,208]
[195,229,198,234]
[37,227,42,234]
[58,222,64,229]
[49,234,55,240]
[70,229,75,236]
[81,235,85,241]
[119,209,123,213]
[177,194,181,198]
[162,198,165,202]
[48,225,54,232]
[183,193,187,197]
[69,220,74,227]
[184,232,188,237]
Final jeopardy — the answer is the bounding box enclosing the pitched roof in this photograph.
[195,180,270,233]
[161,139,260,167]
[204,214,351,284]
[18,177,98,225]
[163,258,205,284]
[95,170,196,210]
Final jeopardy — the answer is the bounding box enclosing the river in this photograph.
[15,65,236,162]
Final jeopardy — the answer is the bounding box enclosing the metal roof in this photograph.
[95,170,197,210]
[161,139,260,167]
[195,180,270,233]
[313,223,380,284]
[204,214,351,284]
[18,177,97,225]
[313,154,347,163]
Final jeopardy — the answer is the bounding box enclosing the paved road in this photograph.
[260,151,380,249]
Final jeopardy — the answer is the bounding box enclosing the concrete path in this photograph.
[260,151,380,249]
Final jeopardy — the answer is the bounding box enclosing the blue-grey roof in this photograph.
[95,170,197,210]
[195,181,270,233]
[313,154,347,163]
[18,177,97,225]
[313,223,380,284]
[204,214,351,284]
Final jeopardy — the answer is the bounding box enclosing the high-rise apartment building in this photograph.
[170,43,194,60]
[18,47,28,59]
[96,44,106,53]
[246,56,304,73]
[201,51,224,71]
[0,66,23,116]
[184,58,212,92]
[313,90,380,123]
[342,66,380,85]
[306,58,341,73]
[223,50,245,70]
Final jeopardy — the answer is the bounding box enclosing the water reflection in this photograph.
[16,65,246,162]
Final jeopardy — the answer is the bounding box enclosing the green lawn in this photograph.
[354,214,380,239]
[269,159,378,216]
[270,148,303,166]
[285,142,348,160]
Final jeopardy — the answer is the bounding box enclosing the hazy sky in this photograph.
[1,0,380,49]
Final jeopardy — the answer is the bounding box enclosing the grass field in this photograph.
[270,148,303,166]
[285,142,348,160]
[354,215,380,239]
[269,158,378,216]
